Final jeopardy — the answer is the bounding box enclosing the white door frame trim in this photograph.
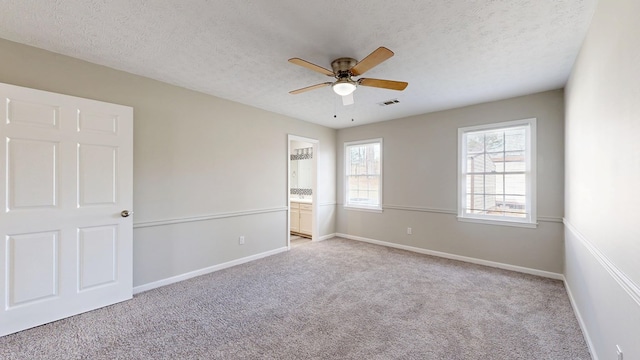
[287,134,319,248]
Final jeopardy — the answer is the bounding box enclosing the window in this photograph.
[458,119,536,227]
[344,138,382,211]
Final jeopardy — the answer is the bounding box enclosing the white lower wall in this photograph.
[318,203,337,238]
[337,206,565,274]
[337,232,563,280]
[564,222,640,360]
[133,209,287,287]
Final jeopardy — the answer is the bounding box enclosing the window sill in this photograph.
[344,205,383,214]
[457,216,538,229]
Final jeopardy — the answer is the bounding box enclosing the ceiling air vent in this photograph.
[379,99,400,106]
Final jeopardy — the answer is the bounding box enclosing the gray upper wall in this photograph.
[336,90,565,273]
[0,35,565,282]
[0,38,337,286]
[0,38,337,221]
[565,0,640,290]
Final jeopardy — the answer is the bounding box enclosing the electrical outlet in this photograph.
[407,227,412,235]
[239,236,245,245]
[616,345,623,360]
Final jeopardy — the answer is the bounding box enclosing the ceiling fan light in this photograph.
[332,80,357,96]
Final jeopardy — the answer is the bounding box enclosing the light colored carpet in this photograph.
[0,238,590,359]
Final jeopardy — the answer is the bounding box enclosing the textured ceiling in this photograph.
[0,0,596,129]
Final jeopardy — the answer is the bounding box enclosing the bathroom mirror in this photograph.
[298,154,312,189]
[290,146,313,198]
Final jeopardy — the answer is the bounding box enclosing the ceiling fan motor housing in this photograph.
[331,57,358,78]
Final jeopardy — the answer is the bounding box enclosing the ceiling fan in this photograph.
[288,47,408,105]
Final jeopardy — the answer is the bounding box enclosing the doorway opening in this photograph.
[287,135,318,249]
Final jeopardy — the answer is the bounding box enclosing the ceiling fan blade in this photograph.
[342,93,354,106]
[358,78,408,91]
[350,47,394,76]
[288,58,334,76]
[289,82,333,94]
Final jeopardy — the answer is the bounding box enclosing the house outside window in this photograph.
[458,119,536,227]
[344,138,383,211]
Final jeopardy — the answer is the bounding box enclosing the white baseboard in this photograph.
[133,246,289,294]
[563,277,599,360]
[336,233,563,280]
[316,233,336,242]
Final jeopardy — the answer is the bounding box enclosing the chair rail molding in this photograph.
[133,207,287,229]
[564,218,640,306]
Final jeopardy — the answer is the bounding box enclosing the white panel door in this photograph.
[0,82,133,337]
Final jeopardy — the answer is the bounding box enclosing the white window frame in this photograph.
[457,118,537,228]
[344,138,383,212]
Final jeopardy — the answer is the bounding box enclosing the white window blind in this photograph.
[344,139,382,211]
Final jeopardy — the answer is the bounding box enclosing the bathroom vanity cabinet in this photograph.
[290,201,312,237]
